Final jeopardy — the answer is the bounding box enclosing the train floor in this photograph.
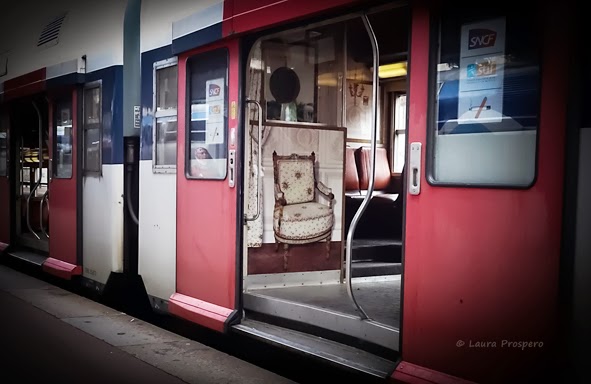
[0,263,295,384]
[248,276,401,328]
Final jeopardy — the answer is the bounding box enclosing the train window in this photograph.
[0,112,7,177]
[83,82,102,175]
[153,58,178,171]
[428,7,541,187]
[186,49,228,180]
[257,23,344,125]
[392,93,406,173]
[54,101,73,178]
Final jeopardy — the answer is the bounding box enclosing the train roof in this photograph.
[0,0,224,94]
[0,0,126,87]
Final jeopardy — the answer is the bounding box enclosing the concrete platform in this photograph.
[0,264,295,384]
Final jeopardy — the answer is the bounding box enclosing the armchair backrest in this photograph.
[273,151,316,205]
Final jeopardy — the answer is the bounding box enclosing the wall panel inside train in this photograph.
[402,3,568,382]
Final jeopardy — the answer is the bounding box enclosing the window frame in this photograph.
[153,57,178,174]
[82,80,103,177]
[185,48,229,181]
[425,9,542,190]
[53,97,74,179]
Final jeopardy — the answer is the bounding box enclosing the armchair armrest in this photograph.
[274,184,287,206]
[315,181,334,201]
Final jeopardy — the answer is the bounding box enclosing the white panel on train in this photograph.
[0,0,125,82]
[138,161,176,305]
[83,165,125,285]
[140,0,222,53]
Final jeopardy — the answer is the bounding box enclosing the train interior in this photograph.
[241,5,408,364]
[8,95,51,259]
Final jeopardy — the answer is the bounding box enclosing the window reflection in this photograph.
[55,103,73,178]
[256,24,344,125]
[187,49,228,180]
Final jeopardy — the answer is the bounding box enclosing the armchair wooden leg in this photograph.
[283,244,289,271]
[325,238,331,260]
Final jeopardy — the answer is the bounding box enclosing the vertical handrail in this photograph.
[345,14,380,320]
[26,101,43,240]
[40,189,49,238]
[244,99,263,222]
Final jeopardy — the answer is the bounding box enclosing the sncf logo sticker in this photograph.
[209,83,221,97]
[468,29,497,50]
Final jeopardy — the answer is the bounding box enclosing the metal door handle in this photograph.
[244,99,262,222]
[408,142,421,196]
[228,149,235,188]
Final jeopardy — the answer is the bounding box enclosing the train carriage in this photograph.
[1,1,588,383]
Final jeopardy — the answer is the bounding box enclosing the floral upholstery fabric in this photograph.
[274,202,333,240]
[276,159,315,205]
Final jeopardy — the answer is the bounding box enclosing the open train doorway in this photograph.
[10,95,51,256]
[238,3,409,373]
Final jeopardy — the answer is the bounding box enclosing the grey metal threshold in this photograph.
[232,318,397,378]
[6,249,48,266]
[16,234,49,253]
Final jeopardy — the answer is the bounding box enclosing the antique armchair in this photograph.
[272,151,335,270]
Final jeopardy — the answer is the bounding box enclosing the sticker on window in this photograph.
[206,78,225,144]
[458,18,506,125]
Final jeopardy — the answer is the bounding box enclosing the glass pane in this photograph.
[0,112,7,176]
[260,23,344,124]
[392,93,406,173]
[155,117,177,166]
[84,128,101,172]
[55,102,73,178]
[187,49,228,179]
[430,8,540,186]
[84,87,101,125]
[394,132,405,174]
[156,65,178,112]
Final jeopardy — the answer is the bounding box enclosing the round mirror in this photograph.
[269,67,300,104]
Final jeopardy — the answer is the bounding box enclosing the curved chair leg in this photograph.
[283,244,289,271]
[325,238,331,260]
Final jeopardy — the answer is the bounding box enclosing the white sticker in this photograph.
[205,78,225,144]
[134,105,141,128]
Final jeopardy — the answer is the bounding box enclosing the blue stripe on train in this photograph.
[46,65,124,164]
[84,66,124,165]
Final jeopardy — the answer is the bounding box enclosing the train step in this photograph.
[351,261,402,277]
[351,239,402,263]
[4,247,48,266]
[232,318,398,378]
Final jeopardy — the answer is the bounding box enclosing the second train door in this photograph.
[170,39,240,331]
[46,89,81,277]
[401,3,568,382]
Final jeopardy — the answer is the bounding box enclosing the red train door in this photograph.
[0,108,10,250]
[170,39,239,332]
[45,90,81,278]
[400,3,568,383]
